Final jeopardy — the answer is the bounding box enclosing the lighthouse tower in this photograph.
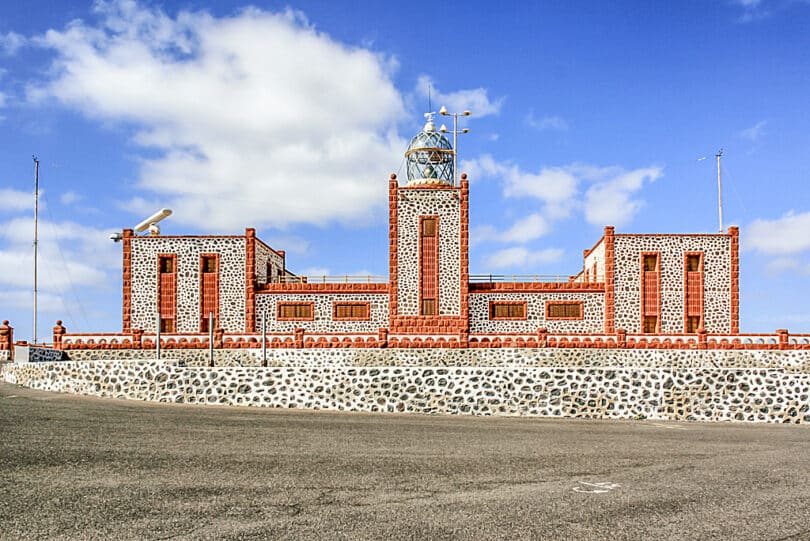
[388,114,470,339]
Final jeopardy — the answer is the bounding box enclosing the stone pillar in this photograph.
[132,328,144,349]
[52,320,66,349]
[214,327,224,349]
[698,329,708,350]
[0,320,13,359]
[616,328,627,349]
[538,327,548,348]
[777,329,789,350]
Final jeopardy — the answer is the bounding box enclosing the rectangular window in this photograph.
[592,261,598,282]
[684,252,704,333]
[490,301,527,320]
[641,252,660,333]
[546,302,584,320]
[200,254,219,332]
[266,261,274,284]
[419,216,439,316]
[157,254,177,333]
[159,318,175,333]
[277,302,314,320]
[333,302,370,320]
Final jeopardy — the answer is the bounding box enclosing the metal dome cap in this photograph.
[404,113,454,186]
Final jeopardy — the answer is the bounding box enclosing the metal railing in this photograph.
[278,275,388,284]
[469,274,573,283]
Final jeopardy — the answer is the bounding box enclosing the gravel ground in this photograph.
[1,381,809,540]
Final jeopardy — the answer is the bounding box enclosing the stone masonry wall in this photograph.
[255,293,389,333]
[130,236,246,333]
[3,353,808,423]
[468,292,604,333]
[613,235,732,334]
[255,240,284,285]
[397,189,461,316]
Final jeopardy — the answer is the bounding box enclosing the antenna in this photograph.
[716,149,724,233]
[428,83,432,112]
[32,155,39,344]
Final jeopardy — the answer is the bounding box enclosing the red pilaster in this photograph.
[603,226,616,333]
[245,228,256,333]
[388,174,399,326]
[459,175,470,336]
[122,229,133,333]
[0,320,13,356]
[729,226,740,333]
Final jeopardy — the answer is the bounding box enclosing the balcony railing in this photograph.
[469,274,573,283]
[278,275,388,284]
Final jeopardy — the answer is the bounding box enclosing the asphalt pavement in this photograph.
[1,382,808,540]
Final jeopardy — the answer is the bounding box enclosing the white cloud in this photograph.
[472,213,550,245]
[525,110,569,131]
[582,165,662,226]
[481,246,564,270]
[740,120,767,141]
[465,156,661,227]
[60,191,82,205]
[0,188,34,212]
[746,210,810,255]
[415,75,504,117]
[28,1,408,231]
[0,31,25,55]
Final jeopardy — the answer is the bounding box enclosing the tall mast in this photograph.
[716,149,724,233]
[32,155,39,344]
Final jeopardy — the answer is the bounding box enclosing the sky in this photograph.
[1,0,810,341]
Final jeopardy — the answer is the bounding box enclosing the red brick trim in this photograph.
[418,214,440,316]
[468,282,604,292]
[489,300,528,320]
[389,315,468,334]
[603,226,615,333]
[389,175,399,325]
[122,229,133,333]
[459,176,470,330]
[199,253,220,332]
[640,251,661,333]
[256,283,389,294]
[245,228,256,333]
[545,300,585,320]
[683,251,704,333]
[729,226,740,333]
[276,301,315,321]
[332,301,371,321]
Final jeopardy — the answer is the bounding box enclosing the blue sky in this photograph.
[2,0,810,340]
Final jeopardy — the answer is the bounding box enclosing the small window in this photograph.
[278,303,313,320]
[686,255,701,272]
[266,261,274,283]
[686,316,701,333]
[202,256,217,273]
[643,316,658,333]
[421,299,436,316]
[160,318,175,333]
[643,255,657,272]
[547,302,583,319]
[491,302,526,319]
[334,303,369,320]
[159,256,174,274]
[421,218,436,237]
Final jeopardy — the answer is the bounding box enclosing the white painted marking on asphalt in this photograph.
[573,481,621,494]
[649,422,687,430]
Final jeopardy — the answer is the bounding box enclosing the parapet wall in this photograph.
[3,349,809,424]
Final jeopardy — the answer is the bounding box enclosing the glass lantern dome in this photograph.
[404,114,454,186]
